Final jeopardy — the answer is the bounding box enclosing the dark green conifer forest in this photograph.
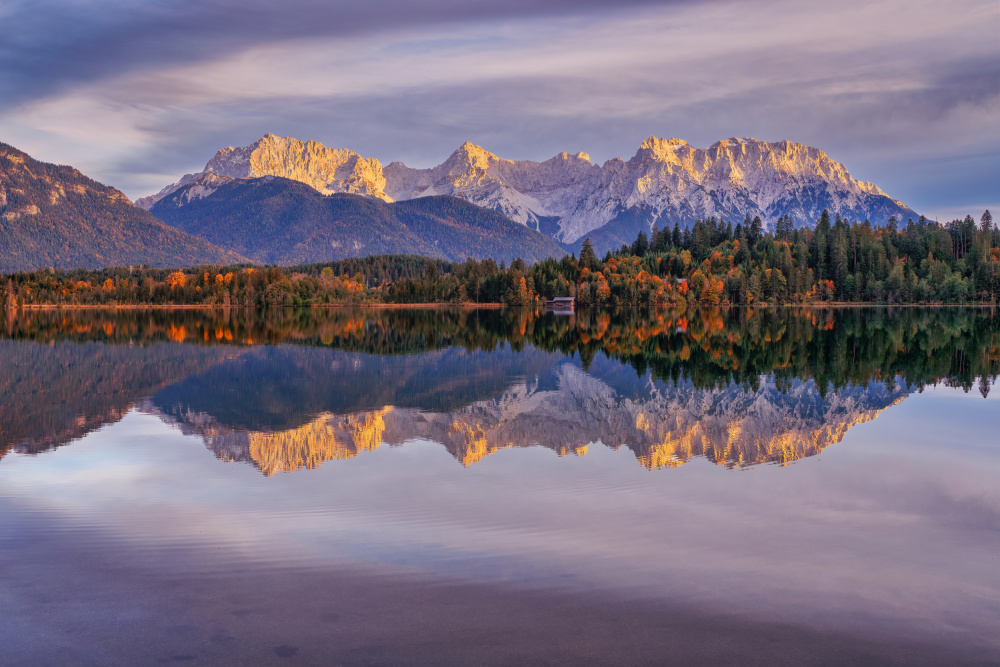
[2,210,996,308]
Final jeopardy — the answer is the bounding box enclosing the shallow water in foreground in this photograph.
[1,307,999,665]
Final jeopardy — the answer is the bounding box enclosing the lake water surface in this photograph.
[2,307,998,665]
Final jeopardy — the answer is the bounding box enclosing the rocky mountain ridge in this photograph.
[136,135,388,209]
[140,134,917,250]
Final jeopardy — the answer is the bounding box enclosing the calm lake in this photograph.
[2,307,998,665]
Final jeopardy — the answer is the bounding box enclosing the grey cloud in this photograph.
[0,0,694,110]
[6,0,996,219]
[889,55,1000,127]
[103,50,998,217]
[796,55,1000,139]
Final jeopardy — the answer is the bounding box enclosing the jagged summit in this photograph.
[137,134,388,209]
[453,140,496,160]
[634,136,688,158]
[140,134,918,252]
[555,151,592,163]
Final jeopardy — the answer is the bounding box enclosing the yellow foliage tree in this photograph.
[166,272,187,290]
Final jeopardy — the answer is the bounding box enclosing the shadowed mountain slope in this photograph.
[150,175,566,264]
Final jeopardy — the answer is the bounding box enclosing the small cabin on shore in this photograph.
[546,296,575,313]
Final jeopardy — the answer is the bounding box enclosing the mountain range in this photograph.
[0,143,244,273]
[0,133,920,273]
[140,133,918,252]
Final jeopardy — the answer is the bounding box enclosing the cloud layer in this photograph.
[1,0,997,219]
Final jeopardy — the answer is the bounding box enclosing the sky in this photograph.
[0,0,997,220]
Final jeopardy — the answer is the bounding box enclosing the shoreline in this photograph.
[8,301,997,310]
[13,302,506,311]
[0,301,1000,312]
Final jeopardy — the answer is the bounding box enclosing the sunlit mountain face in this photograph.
[2,307,997,472]
[139,134,918,255]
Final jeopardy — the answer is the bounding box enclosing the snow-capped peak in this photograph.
[139,134,916,249]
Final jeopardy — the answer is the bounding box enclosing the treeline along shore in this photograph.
[2,210,996,309]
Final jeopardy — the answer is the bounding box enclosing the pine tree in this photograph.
[580,238,598,270]
[631,231,649,257]
[750,216,763,244]
[817,209,832,234]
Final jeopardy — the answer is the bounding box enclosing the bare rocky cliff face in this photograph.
[136,134,388,209]
[140,134,916,248]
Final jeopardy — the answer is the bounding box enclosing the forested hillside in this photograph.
[150,176,565,264]
[0,143,245,272]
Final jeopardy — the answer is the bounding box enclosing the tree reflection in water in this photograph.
[2,306,997,471]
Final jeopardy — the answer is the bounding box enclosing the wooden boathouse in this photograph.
[546,296,575,313]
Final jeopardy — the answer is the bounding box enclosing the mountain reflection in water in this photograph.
[2,306,997,473]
